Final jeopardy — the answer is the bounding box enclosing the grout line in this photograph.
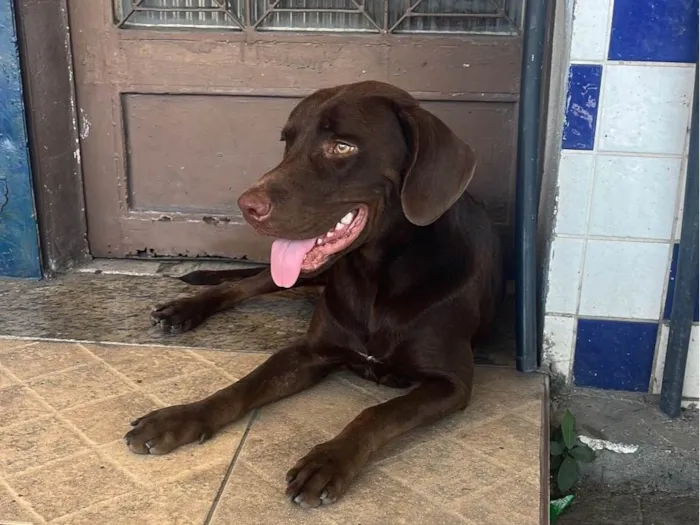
[545,313,666,323]
[332,375,387,402]
[569,60,697,68]
[375,444,530,524]
[594,149,690,159]
[0,340,40,353]
[0,335,278,356]
[559,149,687,159]
[601,0,615,65]
[21,361,94,383]
[0,476,47,524]
[553,233,673,244]
[203,409,258,525]
[44,458,232,524]
[182,349,240,383]
[0,361,145,487]
[76,343,173,408]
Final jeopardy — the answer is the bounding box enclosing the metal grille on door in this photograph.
[114,0,523,34]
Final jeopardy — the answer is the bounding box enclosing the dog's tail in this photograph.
[179,266,267,285]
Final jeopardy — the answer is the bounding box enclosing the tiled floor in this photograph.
[0,340,544,525]
[0,266,545,524]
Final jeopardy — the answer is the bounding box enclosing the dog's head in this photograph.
[237,81,477,288]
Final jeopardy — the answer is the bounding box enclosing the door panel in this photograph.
[69,0,525,260]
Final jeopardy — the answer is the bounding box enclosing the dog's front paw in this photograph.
[285,439,365,508]
[125,404,213,455]
[151,298,208,333]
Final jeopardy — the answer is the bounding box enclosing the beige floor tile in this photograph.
[0,343,95,381]
[27,363,135,412]
[6,452,139,522]
[333,370,409,401]
[454,475,540,525]
[377,437,505,507]
[0,386,52,427]
[209,462,336,525]
[84,345,209,385]
[516,399,544,423]
[326,469,470,525]
[52,462,228,525]
[0,340,545,525]
[474,368,543,402]
[0,416,88,477]
[0,368,17,390]
[237,379,382,485]
[264,378,380,436]
[372,410,472,464]
[98,417,249,485]
[0,339,34,350]
[61,393,162,445]
[238,412,334,486]
[0,482,41,525]
[451,415,540,474]
[461,385,527,424]
[142,368,233,406]
[194,350,268,378]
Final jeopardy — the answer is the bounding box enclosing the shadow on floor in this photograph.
[0,271,516,366]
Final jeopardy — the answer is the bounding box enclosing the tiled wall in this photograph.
[543,0,698,399]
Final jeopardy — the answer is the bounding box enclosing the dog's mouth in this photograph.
[270,206,368,288]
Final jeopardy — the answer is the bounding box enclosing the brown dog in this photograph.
[125,81,503,508]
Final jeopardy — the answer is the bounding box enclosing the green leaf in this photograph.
[569,444,596,463]
[557,456,580,493]
[550,454,563,471]
[550,440,565,456]
[561,409,576,449]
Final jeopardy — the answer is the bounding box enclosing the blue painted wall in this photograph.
[0,1,41,278]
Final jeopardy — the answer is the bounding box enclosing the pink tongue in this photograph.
[270,238,317,288]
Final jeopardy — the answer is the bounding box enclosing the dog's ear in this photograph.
[397,106,477,226]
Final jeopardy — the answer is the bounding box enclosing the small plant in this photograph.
[550,409,595,494]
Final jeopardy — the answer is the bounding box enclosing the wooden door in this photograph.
[69,0,524,261]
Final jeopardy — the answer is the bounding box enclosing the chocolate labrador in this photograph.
[125,80,503,508]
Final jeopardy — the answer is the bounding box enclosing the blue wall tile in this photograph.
[573,318,658,391]
[663,243,699,322]
[0,2,41,278]
[609,0,699,63]
[562,65,602,151]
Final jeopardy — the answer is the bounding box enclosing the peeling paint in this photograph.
[0,2,42,278]
[79,107,90,139]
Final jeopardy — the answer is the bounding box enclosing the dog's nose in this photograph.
[238,189,272,222]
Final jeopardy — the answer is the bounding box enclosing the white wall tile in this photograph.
[555,152,594,235]
[588,155,682,239]
[545,236,585,314]
[579,240,669,319]
[652,324,700,399]
[543,315,576,379]
[598,65,695,155]
[570,0,612,61]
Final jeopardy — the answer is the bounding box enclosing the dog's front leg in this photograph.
[285,376,471,508]
[125,340,339,455]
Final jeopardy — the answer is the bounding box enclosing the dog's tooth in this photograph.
[335,222,344,231]
[316,238,323,245]
[340,212,353,225]
[326,231,333,238]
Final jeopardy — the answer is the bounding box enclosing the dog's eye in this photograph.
[331,142,357,156]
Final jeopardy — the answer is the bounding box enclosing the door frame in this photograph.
[14,0,89,275]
